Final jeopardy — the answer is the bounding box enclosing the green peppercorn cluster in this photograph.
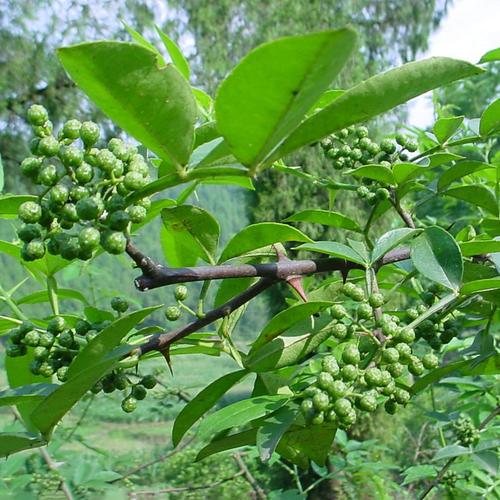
[295,284,440,430]
[17,105,152,262]
[30,470,64,496]
[164,285,189,321]
[5,297,128,381]
[91,370,157,414]
[320,126,418,204]
[452,416,480,446]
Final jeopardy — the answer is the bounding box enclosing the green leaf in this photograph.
[461,278,500,295]
[427,152,465,167]
[278,423,337,466]
[155,25,190,80]
[252,301,332,351]
[245,314,333,372]
[433,115,464,143]
[295,241,366,266]
[438,160,493,191]
[473,450,498,476]
[58,41,196,167]
[392,162,427,184]
[273,57,483,160]
[195,429,257,461]
[306,89,345,116]
[215,28,357,168]
[433,444,470,461]
[402,465,438,485]
[460,240,500,256]
[0,383,57,408]
[0,433,45,458]
[371,228,420,263]
[0,195,37,219]
[284,209,361,232]
[479,47,500,63]
[411,226,463,291]
[257,406,298,462]
[123,22,161,56]
[349,164,395,185]
[67,306,161,380]
[411,360,468,394]
[172,369,249,447]
[480,98,500,136]
[445,185,499,216]
[161,205,220,265]
[17,288,88,306]
[197,395,290,441]
[219,223,312,263]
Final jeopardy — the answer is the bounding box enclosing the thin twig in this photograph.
[135,277,276,356]
[419,405,500,500]
[233,452,266,499]
[65,394,95,441]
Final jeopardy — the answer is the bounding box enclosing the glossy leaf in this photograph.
[410,226,463,291]
[460,240,500,256]
[252,301,332,351]
[411,360,468,394]
[17,288,88,306]
[307,89,345,116]
[479,98,500,136]
[273,57,483,160]
[371,228,420,263]
[257,405,298,462]
[0,383,57,408]
[215,28,357,167]
[219,223,311,263]
[433,445,470,461]
[172,369,249,447]
[445,185,498,216]
[349,164,395,185]
[393,162,427,184]
[284,209,361,232]
[123,22,161,56]
[155,25,190,80]
[195,429,257,461]
[427,152,465,167]
[161,205,220,265]
[197,395,290,441]
[479,47,500,63]
[461,278,500,295]
[58,41,196,167]
[0,433,45,458]
[433,115,464,143]
[295,241,366,266]
[438,160,493,191]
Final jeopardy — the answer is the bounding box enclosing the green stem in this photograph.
[430,386,447,448]
[47,276,59,316]
[412,135,483,161]
[0,284,29,321]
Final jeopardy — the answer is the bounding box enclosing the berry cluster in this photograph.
[320,126,418,204]
[17,105,152,262]
[295,284,439,429]
[164,285,189,321]
[6,297,129,381]
[92,371,157,414]
[452,416,480,446]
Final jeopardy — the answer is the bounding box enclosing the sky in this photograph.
[409,0,500,127]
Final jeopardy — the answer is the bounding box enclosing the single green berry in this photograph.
[380,139,396,154]
[174,285,188,301]
[300,398,315,419]
[321,355,340,377]
[358,394,377,412]
[334,398,352,417]
[62,119,81,140]
[131,384,147,400]
[80,121,100,147]
[136,197,152,211]
[121,396,137,413]
[395,343,412,361]
[341,364,358,382]
[23,330,40,347]
[21,240,45,261]
[140,375,157,389]
[76,196,103,221]
[165,306,181,321]
[47,316,66,334]
[127,205,147,224]
[342,344,361,365]
[397,328,416,344]
[108,210,130,231]
[387,362,404,378]
[422,352,439,370]
[328,380,347,399]
[57,366,69,382]
[7,343,27,357]
[61,203,79,223]
[60,239,80,260]
[385,399,397,415]
[311,412,325,425]
[331,304,347,320]
[364,367,382,387]
[312,391,330,412]
[97,149,117,173]
[111,297,129,313]
[123,171,147,191]
[75,163,94,184]
[394,387,410,405]
[357,185,370,198]
[355,126,368,138]
[332,323,348,339]
[405,140,418,153]
[357,302,373,320]
[18,201,42,224]
[408,356,424,376]
[382,348,399,364]
[59,145,84,167]
[58,330,74,348]
[49,185,69,206]
[70,185,89,202]
[317,372,335,391]
[27,104,48,126]
[368,293,385,308]
[78,227,100,251]
[21,157,43,177]
[38,136,60,156]
[39,332,55,348]
[18,224,41,243]
[114,373,129,390]
[101,231,127,255]
[75,319,91,336]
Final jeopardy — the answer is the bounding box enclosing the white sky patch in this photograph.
[409,0,500,128]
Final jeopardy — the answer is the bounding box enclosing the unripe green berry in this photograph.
[76,197,103,221]
[382,347,399,364]
[364,367,382,387]
[387,362,404,378]
[6,343,27,357]
[408,356,424,376]
[165,306,181,321]
[80,121,100,147]
[59,145,83,167]
[380,139,396,154]
[334,398,352,417]
[317,372,335,391]
[128,205,147,224]
[328,380,347,399]
[62,119,81,140]
[18,224,41,243]
[394,387,410,405]
[331,304,347,320]
[385,399,397,415]
[27,104,48,126]
[332,323,348,339]
[39,332,55,347]
[75,163,94,184]
[38,136,60,157]
[357,302,373,320]
[397,328,416,344]
[18,201,42,223]
[23,330,40,347]
[174,285,188,301]
[123,171,146,191]
[75,319,91,336]
[140,375,157,389]
[312,391,330,411]
[50,185,69,206]
[422,352,439,370]
[60,239,80,260]
[342,344,361,365]
[131,384,147,401]
[121,396,137,413]
[111,297,129,313]
[395,343,412,361]
[358,394,377,412]
[21,240,45,261]
[321,355,340,377]
[101,231,127,255]
[108,210,130,231]
[97,149,117,173]
[341,364,358,382]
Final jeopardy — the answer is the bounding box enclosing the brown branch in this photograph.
[391,192,416,229]
[419,405,500,500]
[126,240,411,291]
[135,277,276,356]
[233,452,266,500]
